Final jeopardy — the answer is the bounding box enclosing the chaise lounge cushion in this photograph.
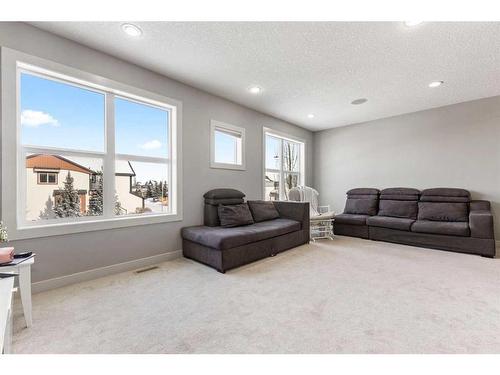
[366,216,415,231]
[181,218,301,250]
[335,213,370,226]
[411,220,470,237]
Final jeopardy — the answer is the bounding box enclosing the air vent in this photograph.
[135,266,159,274]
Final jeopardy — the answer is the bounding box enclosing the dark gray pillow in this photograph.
[217,203,254,228]
[247,200,280,222]
[344,198,378,216]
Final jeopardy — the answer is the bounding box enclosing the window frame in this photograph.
[263,128,305,201]
[37,171,58,185]
[209,120,246,171]
[1,48,183,240]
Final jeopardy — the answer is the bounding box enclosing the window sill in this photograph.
[210,162,246,171]
[11,212,183,240]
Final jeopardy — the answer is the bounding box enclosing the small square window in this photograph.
[210,120,245,170]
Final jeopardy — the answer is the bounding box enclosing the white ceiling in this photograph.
[31,22,500,131]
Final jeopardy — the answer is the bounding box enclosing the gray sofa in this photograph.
[182,189,310,273]
[335,187,496,257]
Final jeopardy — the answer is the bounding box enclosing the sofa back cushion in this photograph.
[379,200,418,219]
[247,200,280,222]
[343,188,379,216]
[377,187,419,219]
[217,203,255,228]
[203,188,246,226]
[344,198,378,216]
[417,188,470,222]
[418,202,469,222]
[419,188,470,203]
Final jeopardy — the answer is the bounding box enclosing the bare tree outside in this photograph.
[283,141,299,199]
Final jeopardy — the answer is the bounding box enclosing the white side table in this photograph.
[0,255,35,328]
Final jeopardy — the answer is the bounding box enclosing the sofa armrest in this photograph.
[469,200,495,239]
[273,201,309,229]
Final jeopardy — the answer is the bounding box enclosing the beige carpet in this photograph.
[11,236,500,353]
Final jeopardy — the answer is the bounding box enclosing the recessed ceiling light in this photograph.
[248,86,262,94]
[351,98,368,105]
[404,21,424,27]
[121,23,142,37]
[428,80,444,88]
[307,114,314,119]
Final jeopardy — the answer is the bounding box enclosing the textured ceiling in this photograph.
[30,22,500,131]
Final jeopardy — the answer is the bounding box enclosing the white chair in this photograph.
[288,186,335,240]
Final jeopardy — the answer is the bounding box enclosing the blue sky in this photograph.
[214,131,238,164]
[21,73,169,157]
[266,135,280,169]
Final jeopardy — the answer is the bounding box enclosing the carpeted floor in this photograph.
[11,236,500,353]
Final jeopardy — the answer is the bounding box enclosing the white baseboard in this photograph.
[32,250,182,294]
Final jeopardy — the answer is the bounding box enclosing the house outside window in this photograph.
[37,171,58,185]
[264,129,305,201]
[1,49,182,240]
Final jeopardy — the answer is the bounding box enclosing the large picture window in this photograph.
[264,130,305,200]
[1,49,182,239]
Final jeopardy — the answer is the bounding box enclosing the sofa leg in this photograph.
[481,254,495,259]
[217,269,226,274]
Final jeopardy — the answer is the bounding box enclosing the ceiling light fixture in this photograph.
[121,23,142,37]
[351,98,368,105]
[307,114,315,119]
[248,86,262,94]
[428,80,444,88]
[404,21,424,27]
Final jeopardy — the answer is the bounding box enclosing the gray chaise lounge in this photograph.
[335,187,496,257]
[182,189,310,272]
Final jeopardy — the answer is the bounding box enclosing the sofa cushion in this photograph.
[418,202,468,222]
[378,200,418,219]
[203,188,245,200]
[366,216,415,231]
[411,220,470,237]
[181,218,301,250]
[420,188,470,203]
[247,200,280,222]
[347,188,379,196]
[344,198,378,216]
[380,187,420,201]
[217,203,255,228]
[205,197,244,206]
[335,213,369,226]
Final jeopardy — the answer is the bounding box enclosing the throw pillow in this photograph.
[247,200,280,222]
[217,203,255,228]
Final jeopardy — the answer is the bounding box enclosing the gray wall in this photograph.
[0,22,313,282]
[314,96,500,240]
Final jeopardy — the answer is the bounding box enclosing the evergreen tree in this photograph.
[54,172,81,218]
[39,196,56,219]
[88,172,103,216]
[146,181,154,198]
[114,193,123,215]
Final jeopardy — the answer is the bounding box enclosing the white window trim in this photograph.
[1,47,183,240]
[262,127,306,200]
[209,120,246,171]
